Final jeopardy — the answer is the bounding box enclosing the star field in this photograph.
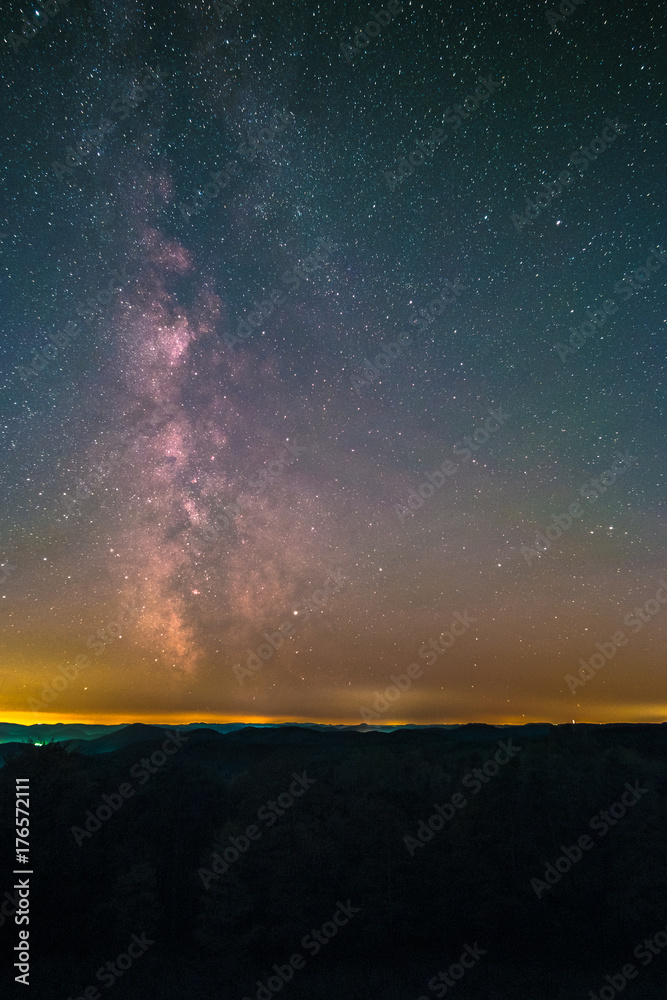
[0,0,665,725]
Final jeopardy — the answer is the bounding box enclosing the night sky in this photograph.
[1,0,665,726]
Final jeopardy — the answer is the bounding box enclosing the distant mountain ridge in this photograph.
[0,719,538,747]
[2,719,661,762]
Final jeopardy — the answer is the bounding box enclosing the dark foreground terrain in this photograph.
[1,722,666,998]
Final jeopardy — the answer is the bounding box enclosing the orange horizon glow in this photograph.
[1,709,665,727]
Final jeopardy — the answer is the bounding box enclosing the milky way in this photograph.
[1,0,665,725]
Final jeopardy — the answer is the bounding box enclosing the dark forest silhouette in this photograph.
[1,723,666,998]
